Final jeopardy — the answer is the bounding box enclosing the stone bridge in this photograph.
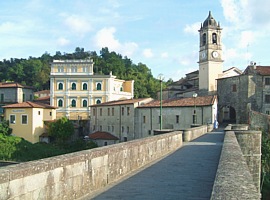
[0,124,261,200]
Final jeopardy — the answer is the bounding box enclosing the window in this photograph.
[83,83,88,90]
[0,94,4,102]
[127,107,130,116]
[50,112,52,116]
[124,137,127,142]
[22,115,27,124]
[71,99,76,107]
[100,108,102,116]
[38,111,41,115]
[112,126,114,132]
[127,126,129,133]
[23,94,25,102]
[120,87,123,91]
[100,125,102,131]
[122,107,124,116]
[71,66,77,73]
[159,116,161,124]
[10,115,16,124]
[143,116,146,123]
[108,108,110,116]
[82,100,88,107]
[97,82,102,90]
[108,126,110,131]
[30,94,33,101]
[202,33,206,45]
[122,126,124,133]
[265,95,270,103]
[58,99,63,107]
[212,33,217,44]
[96,99,101,104]
[176,115,179,123]
[265,78,270,85]
[71,83,76,90]
[58,66,64,72]
[58,83,63,90]
[93,108,96,116]
[232,84,237,92]
[104,142,108,146]
[83,66,87,72]
[112,108,114,116]
[93,125,95,131]
[266,110,270,115]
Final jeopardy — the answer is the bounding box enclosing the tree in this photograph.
[47,117,74,143]
[0,120,12,136]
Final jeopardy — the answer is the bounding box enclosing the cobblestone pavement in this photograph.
[89,130,224,200]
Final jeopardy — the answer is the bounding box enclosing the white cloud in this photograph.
[239,31,255,48]
[64,15,93,36]
[184,22,201,35]
[94,27,138,57]
[161,52,168,58]
[143,49,153,58]
[57,37,70,46]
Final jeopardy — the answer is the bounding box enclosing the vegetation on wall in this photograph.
[0,47,170,99]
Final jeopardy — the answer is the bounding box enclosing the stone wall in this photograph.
[182,124,209,142]
[0,131,182,200]
[249,108,270,134]
[211,125,261,199]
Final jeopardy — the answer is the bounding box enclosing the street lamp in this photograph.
[193,93,198,124]
[158,74,164,130]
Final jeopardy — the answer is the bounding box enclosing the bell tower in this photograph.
[198,11,223,92]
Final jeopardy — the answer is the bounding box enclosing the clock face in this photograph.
[212,51,218,58]
[201,51,206,59]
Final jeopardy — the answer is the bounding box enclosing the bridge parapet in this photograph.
[211,125,261,199]
[0,131,183,200]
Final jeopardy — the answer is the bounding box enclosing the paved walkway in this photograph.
[90,130,224,200]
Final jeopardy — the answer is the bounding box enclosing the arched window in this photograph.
[58,99,63,107]
[83,100,87,107]
[212,33,217,44]
[97,83,102,90]
[71,83,76,90]
[58,83,63,90]
[120,87,123,91]
[83,83,87,90]
[71,99,76,107]
[96,99,101,104]
[202,33,206,45]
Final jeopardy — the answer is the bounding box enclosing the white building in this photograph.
[50,59,134,120]
[90,98,153,141]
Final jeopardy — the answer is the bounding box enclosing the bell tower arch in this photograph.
[198,11,223,92]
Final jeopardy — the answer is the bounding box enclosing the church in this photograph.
[161,11,242,100]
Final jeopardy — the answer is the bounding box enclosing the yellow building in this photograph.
[50,59,134,120]
[3,101,57,143]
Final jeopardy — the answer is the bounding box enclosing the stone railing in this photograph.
[211,125,261,200]
[182,124,211,142]
[0,131,183,200]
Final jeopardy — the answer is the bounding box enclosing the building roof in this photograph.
[255,66,270,75]
[90,98,152,107]
[0,82,34,89]
[202,11,219,28]
[88,131,119,140]
[138,95,216,108]
[3,101,57,109]
[34,90,50,95]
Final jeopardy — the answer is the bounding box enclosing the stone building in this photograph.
[217,63,270,123]
[50,59,134,120]
[89,98,153,142]
[0,82,35,120]
[136,95,217,138]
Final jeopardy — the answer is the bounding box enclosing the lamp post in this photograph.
[158,74,164,130]
[193,93,198,124]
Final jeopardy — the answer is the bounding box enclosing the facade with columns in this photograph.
[50,59,134,120]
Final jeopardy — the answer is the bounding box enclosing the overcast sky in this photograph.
[0,0,270,81]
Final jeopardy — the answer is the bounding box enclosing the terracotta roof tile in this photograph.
[0,82,34,89]
[90,98,152,107]
[255,66,270,75]
[34,90,50,94]
[88,131,119,140]
[3,101,57,109]
[138,95,216,108]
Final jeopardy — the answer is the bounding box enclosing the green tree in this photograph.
[47,117,74,143]
[0,120,12,136]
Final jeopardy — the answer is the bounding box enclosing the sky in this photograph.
[1,0,270,81]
